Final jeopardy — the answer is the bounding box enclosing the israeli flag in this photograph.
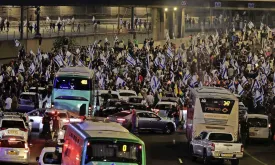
[154,58,160,67]
[54,55,65,67]
[116,77,126,87]
[126,54,136,66]
[88,61,93,70]
[251,78,261,91]
[238,84,244,96]
[45,69,50,82]
[265,63,270,75]
[159,58,165,69]
[78,59,85,67]
[241,76,248,86]
[228,78,235,93]
[261,74,267,85]
[99,77,105,89]
[260,23,264,30]
[190,75,199,88]
[29,63,35,75]
[18,62,25,73]
[170,71,175,82]
[221,67,228,79]
[183,69,191,84]
[166,46,174,59]
[247,52,252,63]
[11,69,15,77]
[248,21,254,29]
[15,39,21,47]
[150,76,160,94]
[76,48,80,54]
[146,54,150,70]
[254,90,263,104]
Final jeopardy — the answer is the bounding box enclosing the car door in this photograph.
[28,109,43,130]
[137,112,151,130]
[146,112,163,131]
[196,132,208,156]
[192,132,207,155]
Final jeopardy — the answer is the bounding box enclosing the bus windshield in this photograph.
[85,141,142,164]
[199,98,235,114]
[54,77,91,90]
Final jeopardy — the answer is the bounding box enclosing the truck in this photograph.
[190,131,243,165]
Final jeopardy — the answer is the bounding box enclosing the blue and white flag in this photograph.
[150,76,160,94]
[159,58,165,69]
[228,78,235,93]
[78,59,85,67]
[190,75,199,88]
[99,77,105,89]
[241,76,248,86]
[237,84,244,96]
[261,74,267,85]
[251,77,261,92]
[154,57,159,67]
[247,52,252,63]
[126,54,136,66]
[254,90,263,105]
[183,69,191,84]
[88,61,93,70]
[221,67,228,79]
[54,55,66,67]
[45,69,50,82]
[265,62,270,75]
[116,77,126,87]
[170,71,175,82]
[11,69,15,77]
[15,39,21,47]
[29,63,35,75]
[167,46,174,59]
[18,62,25,73]
[146,54,150,70]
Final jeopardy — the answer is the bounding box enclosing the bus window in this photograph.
[85,141,142,164]
[54,77,91,90]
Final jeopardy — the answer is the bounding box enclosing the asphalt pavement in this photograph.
[2,131,275,165]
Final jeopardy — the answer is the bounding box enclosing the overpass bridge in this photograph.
[1,0,275,41]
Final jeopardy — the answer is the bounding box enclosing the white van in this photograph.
[247,114,271,141]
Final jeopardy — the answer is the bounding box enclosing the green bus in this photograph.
[62,119,146,165]
[52,66,95,116]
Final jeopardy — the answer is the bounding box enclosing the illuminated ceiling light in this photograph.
[164,8,168,12]
[174,7,177,11]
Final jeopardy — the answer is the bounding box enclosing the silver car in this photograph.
[0,136,30,164]
[109,111,176,134]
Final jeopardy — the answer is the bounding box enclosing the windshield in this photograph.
[200,98,235,114]
[0,140,25,148]
[2,120,25,129]
[100,94,119,99]
[43,152,62,164]
[248,118,268,128]
[85,141,142,164]
[54,77,91,90]
[208,133,233,141]
[133,105,148,110]
[119,93,136,97]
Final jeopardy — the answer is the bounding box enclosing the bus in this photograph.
[61,119,146,165]
[186,87,239,142]
[52,66,95,117]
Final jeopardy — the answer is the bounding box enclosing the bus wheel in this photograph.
[231,159,239,165]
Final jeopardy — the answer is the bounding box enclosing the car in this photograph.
[0,113,31,141]
[153,101,178,118]
[29,87,47,98]
[36,147,62,165]
[247,114,271,142]
[118,90,137,101]
[94,90,120,106]
[108,111,176,134]
[128,96,146,105]
[18,92,42,112]
[132,104,150,111]
[57,125,68,146]
[0,136,30,164]
[100,103,134,117]
[190,131,243,165]
[27,108,47,132]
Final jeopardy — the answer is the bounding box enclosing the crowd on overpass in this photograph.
[0,18,275,137]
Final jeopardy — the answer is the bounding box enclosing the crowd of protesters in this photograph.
[1,19,275,138]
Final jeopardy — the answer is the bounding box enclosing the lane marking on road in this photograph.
[178,158,183,164]
[244,150,268,165]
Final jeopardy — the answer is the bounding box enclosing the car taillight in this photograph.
[24,143,29,153]
[211,143,215,151]
[241,145,244,152]
[20,128,28,132]
[269,124,271,128]
[0,127,7,130]
[117,118,126,122]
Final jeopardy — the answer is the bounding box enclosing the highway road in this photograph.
[2,131,275,165]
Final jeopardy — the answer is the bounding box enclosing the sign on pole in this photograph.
[248,3,255,8]
[215,2,222,7]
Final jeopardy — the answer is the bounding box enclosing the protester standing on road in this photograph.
[52,111,61,140]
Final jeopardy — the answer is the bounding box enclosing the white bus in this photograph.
[186,87,239,142]
[61,119,146,165]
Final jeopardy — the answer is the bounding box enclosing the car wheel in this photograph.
[189,145,197,161]
[231,159,239,165]
[163,123,174,134]
[203,150,210,165]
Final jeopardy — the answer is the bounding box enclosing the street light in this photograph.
[164,8,168,12]
[174,7,177,11]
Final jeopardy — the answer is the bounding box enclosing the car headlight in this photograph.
[59,131,63,135]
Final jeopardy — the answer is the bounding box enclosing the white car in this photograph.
[154,101,178,118]
[36,147,62,165]
[0,136,30,164]
[128,96,147,105]
[247,114,271,141]
[19,92,42,111]
[27,108,47,132]
[0,117,30,142]
[190,131,243,165]
[118,90,137,101]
